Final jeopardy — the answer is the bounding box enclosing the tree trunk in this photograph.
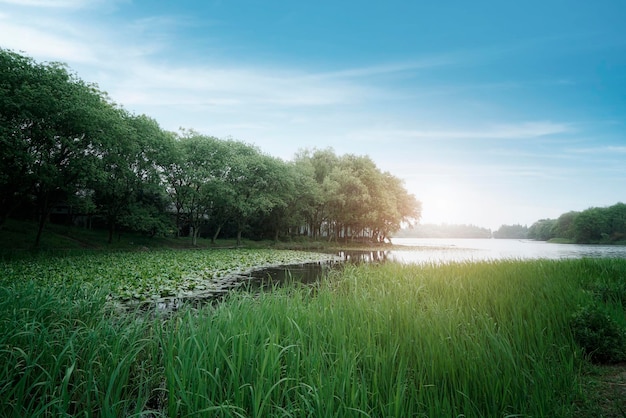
[236,222,243,246]
[191,225,198,246]
[34,209,47,248]
[211,224,222,244]
[108,222,115,244]
[34,192,50,248]
[175,207,182,238]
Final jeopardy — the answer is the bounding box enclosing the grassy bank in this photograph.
[1,256,626,416]
[0,218,395,254]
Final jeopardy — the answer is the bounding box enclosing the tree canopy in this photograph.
[0,49,421,246]
[528,203,626,244]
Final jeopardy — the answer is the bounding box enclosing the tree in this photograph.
[90,111,172,243]
[551,211,579,241]
[0,49,36,227]
[493,224,529,239]
[291,148,420,242]
[574,207,610,243]
[221,140,289,246]
[165,132,229,246]
[293,148,339,239]
[326,158,371,241]
[528,219,556,241]
[253,160,300,241]
[0,49,114,246]
[606,202,626,242]
[376,173,421,242]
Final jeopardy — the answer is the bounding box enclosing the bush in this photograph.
[570,304,626,364]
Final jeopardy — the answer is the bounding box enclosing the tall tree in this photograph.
[0,49,113,246]
[165,133,228,246]
[551,211,579,240]
[90,111,172,243]
[293,148,339,239]
[0,49,35,227]
[292,148,420,241]
[222,141,288,246]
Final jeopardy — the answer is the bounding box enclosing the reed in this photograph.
[0,281,163,417]
[1,257,624,416]
[158,259,602,417]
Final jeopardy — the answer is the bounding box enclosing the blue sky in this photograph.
[1,0,625,229]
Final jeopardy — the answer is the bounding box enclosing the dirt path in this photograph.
[583,363,626,417]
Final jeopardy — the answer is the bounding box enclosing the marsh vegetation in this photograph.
[2,251,625,417]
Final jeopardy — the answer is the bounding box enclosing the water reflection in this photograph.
[335,250,390,263]
[249,250,393,288]
[248,261,339,287]
[136,239,626,314]
[389,238,626,263]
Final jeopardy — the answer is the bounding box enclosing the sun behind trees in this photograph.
[0,48,421,247]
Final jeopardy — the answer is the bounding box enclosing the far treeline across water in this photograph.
[489,203,626,243]
[0,49,421,248]
[395,202,626,244]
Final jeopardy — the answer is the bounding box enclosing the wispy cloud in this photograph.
[0,0,123,9]
[304,57,455,81]
[0,6,374,111]
[103,61,370,111]
[566,145,626,154]
[0,17,98,62]
[0,0,87,7]
[347,121,571,142]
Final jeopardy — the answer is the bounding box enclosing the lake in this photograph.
[388,238,626,263]
[249,239,626,289]
[154,239,626,311]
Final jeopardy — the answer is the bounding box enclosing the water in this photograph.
[388,238,626,264]
[248,261,340,287]
[145,240,626,313]
[251,239,626,285]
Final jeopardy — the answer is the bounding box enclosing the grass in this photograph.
[0,218,400,254]
[0,281,162,416]
[1,254,625,416]
[0,218,267,253]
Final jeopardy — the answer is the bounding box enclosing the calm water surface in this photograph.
[388,238,626,264]
[151,239,626,312]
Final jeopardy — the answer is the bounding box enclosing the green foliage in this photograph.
[532,203,626,244]
[528,218,557,241]
[570,304,626,364]
[294,149,421,242]
[394,223,492,238]
[0,248,337,302]
[0,282,162,417]
[552,211,580,240]
[1,49,422,246]
[3,255,625,416]
[0,48,115,245]
[493,223,529,239]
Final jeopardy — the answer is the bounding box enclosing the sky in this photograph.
[1,0,625,230]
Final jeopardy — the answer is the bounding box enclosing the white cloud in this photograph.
[0,0,87,7]
[347,121,571,142]
[0,0,125,9]
[0,18,98,63]
[304,57,455,81]
[567,145,626,154]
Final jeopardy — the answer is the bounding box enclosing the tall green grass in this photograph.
[160,260,591,417]
[1,257,624,416]
[0,281,162,417]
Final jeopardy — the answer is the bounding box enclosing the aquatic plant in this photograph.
[1,256,624,416]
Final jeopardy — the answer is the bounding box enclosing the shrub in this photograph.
[570,304,626,364]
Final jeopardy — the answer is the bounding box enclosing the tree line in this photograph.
[0,48,421,247]
[394,223,492,238]
[527,203,626,244]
